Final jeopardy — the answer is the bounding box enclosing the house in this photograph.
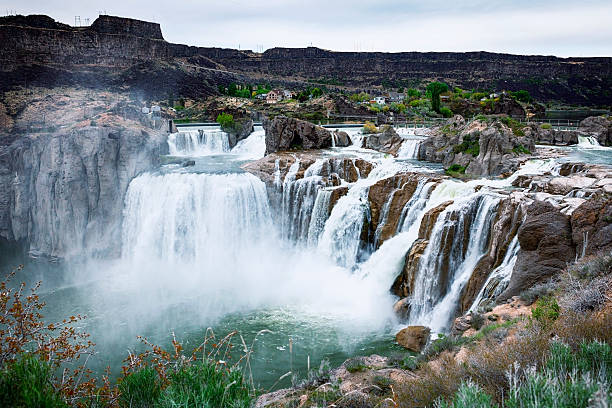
[387,92,405,103]
[373,96,386,105]
[255,93,268,100]
[266,89,284,104]
[282,90,296,99]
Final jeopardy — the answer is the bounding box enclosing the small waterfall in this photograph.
[469,235,520,312]
[317,161,406,269]
[578,135,601,147]
[407,193,501,333]
[306,189,333,247]
[397,138,422,159]
[397,181,437,233]
[231,127,266,159]
[168,128,230,156]
[280,160,329,243]
[122,172,272,264]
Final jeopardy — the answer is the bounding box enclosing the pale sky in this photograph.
[4,0,612,57]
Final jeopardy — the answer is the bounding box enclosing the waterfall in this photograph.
[306,189,333,247]
[397,181,437,233]
[279,159,332,243]
[231,127,266,159]
[469,235,520,312]
[407,193,501,333]
[578,135,601,147]
[168,128,230,156]
[317,161,406,269]
[122,172,272,264]
[397,138,423,159]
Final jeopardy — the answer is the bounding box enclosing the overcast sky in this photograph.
[4,0,612,57]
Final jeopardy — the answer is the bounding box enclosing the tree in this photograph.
[310,87,323,98]
[216,113,234,130]
[426,82,448,113]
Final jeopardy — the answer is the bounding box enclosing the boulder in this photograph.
[361,125,403,155]
[579,116,612,146]
[395,326,431,352]
[332,130,352,147]
[263,116,332,154]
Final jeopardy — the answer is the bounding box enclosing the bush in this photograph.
[440,107,453,118]
[445,164,467,177]
[531,296,560,325]
[453,134,480,156]
[540,123,552,129]
[436,381,494,408]
[372,375,394,394]
[519,279,557,305]
[0,355,67,408]
[513,145,531,155]
[362,121,379,134]
[344,357,368,373]
[471,313,485,330]
[216,112,235,130]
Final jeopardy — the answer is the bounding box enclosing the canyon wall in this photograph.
[1,15,611,105]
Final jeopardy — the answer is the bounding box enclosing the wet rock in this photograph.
[182,160,195,167]
[332,130,352,147]
[263,116,332,154]
[451,315,472,335]
[0,123,167,259]
[579,116,612,146]
[226,117,254,148]
[393,298,411,320]
[499,201,575,300]
[361,125,403,155]
[396,326,431,352]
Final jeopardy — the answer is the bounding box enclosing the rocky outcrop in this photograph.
[523,124,578,146]
[396,326,431,352]
[418,115,536,177]
[90,15,164,40]
[332,130,352,147]
[226,117,254,148]
[361,125,403,155]
[578,116,612,146]
[499,201,575,300]
[262,116,332,155]
[570,194,612,256]
[0,123,167,260]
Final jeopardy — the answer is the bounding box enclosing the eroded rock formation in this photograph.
[262,116,332,155]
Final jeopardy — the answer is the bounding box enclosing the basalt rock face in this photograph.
[523,125,578,146]
[262,116,332,154]
[0,124,167,260]
[2,15,611,105]
[499,201,575,300]
[361,126,403,156]
[579,116,612,146]
[418,115,536,177]
[226,118,254,148]
[570,194,612,256]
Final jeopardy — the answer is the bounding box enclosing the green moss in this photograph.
[445,164,467,178]
[513,144,531,155]
[453,133,480,156]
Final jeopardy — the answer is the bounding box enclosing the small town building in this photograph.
[373,96,386,105]
[387,92,405,102]
[266,89,284,103]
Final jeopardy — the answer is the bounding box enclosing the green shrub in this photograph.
[436,381,494,408]
[540,123,552,129]
[372,375,394,394]
[519,280,557,305]
[445,164,467,177]
[0,355,67,408]
[513,144,531,154]
[216,112,235,130]
[345,357,368,373]
[471,313,485,330]
[500,116,526,137]
[532,296,560,325]
[453,134,480,156]
[118,367,162,408]
[440,107,453,118]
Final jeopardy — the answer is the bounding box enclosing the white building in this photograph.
[266,89,284,104]
[373,96,386,105]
